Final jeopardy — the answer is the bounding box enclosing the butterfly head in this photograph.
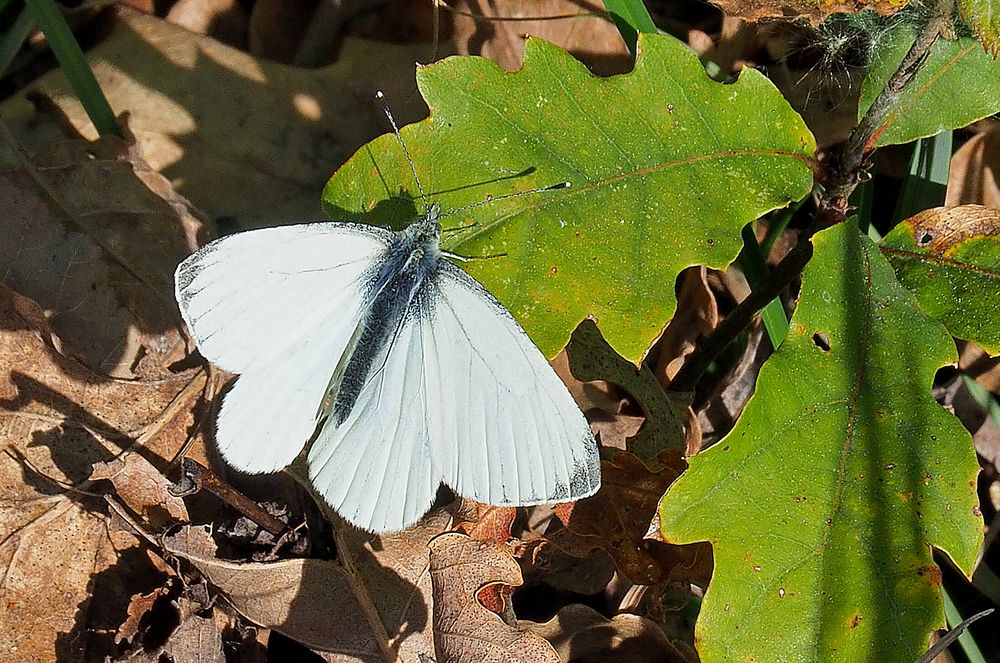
[406,202,443,248]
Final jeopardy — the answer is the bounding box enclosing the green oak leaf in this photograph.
[657,221,982,662]
[881,205,1000,354]
[957,0,1000,57]
[323,33,816,361]
[859,26,1000,149]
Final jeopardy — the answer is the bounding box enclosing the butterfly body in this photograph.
[331,205,442,426]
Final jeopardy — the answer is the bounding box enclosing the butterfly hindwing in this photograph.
[426,263,601,505]
[305,257,601,533]
[307,303,440,532]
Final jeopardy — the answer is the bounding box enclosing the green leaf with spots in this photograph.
[657,222,982,663]
[859,27,1000,150]
[957,0,1000,57]
[323,33,815,362]
[881,205,1000,354]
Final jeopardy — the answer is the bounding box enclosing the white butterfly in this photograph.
[175,184,601,534]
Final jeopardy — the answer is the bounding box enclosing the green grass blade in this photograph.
[973,562,1000,606]
[0,7,34,76]
[850,178,877,241]
[893,130,951,223]
[758,200,800,258]
[603,0,658,56]
[962,374,1000,426]
[24,0,119,137]
[739,223,788,349]
[942,587,989,663]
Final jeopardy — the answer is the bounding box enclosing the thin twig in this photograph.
[668,238,813,393]
[818,0,955,225]
[174,458,288,537]
[331,517,398,663]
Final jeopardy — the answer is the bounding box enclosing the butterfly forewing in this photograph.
[175,224,392,373]
[175,223,392,473]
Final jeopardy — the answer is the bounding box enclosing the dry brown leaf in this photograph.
[0,128,201,378]
[453,503,519,615]
[116,586,168,646]
[166,533,378,656]
[520,539,617,597]
[115,591,241,663]
[525,603,687,663]
[652,267,719,384]
[459,503,518,543]
[551,450,710,586]
[91,452,189,529]
[428,532,560,663]
[567,319,686,463]
[947,122,1000,208]
[705,0,906,24]
[450,0,630,75]
[161,598,227,663]
[163,509,456,659]
[552,350,628,433]
[0,286,199,661]
[0,6,432,230]
[694,321,770,445]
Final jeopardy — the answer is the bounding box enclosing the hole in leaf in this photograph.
[919,233,933,244]
[813,333,831,352]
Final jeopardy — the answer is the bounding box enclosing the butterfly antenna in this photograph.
[440,180,571,219]
[375,90,428,211]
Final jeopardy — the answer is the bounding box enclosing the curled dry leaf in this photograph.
[91,452,189,530]
[163,509,456,659]
[0,286,200,661]
[524,603,689,663]
[694,321,771,446]
[429,532,560,663]
[458,502,518,543]
[0,6,431,229]
[116,586,169,646]
[551,450,711,587]
[0,128,202,378]
[652,268,719,384]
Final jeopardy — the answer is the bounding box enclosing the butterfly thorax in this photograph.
[326,204,445,426]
